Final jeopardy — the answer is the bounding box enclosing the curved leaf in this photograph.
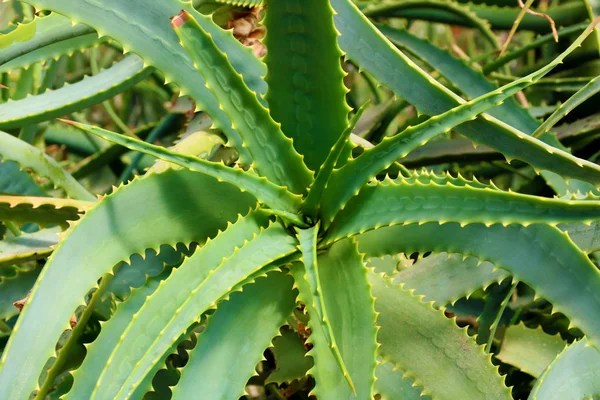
[0,55,151,131]
[22,0,268,165]
[291,239,377,399]
[375,362,426,400]
[355,223,600,353]
[529,338,600,399]
[0,13,94,66]
[63,120,303,214]
[496,324,564,378]
[331,0,600,189]
[0,169,258,399]
[92,219,297,399]
[263,0,350,172]
[172,11,312,194]
[0,131,93,200]
[320,22,597,224]
[396,253,509,308]
[172,272,297,399]
[370,271,510,399]
[326,179,600,242]
[0,227,60,267]
[0,195,89,228]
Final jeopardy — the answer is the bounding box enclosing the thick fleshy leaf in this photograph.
[371,271,510,399]
[0,169,258,399]
[172,272,297,399]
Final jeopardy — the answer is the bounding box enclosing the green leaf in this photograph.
[363,0,501,51]
[0,264,41,320]
[325,178,600,242]
[91,219,297,399]
[533,76,600,138]
[0,227,60,267]
[496,324,565,378]
[68,266,173,399]
[63,120,302,214]
[172,271,297,399]
[358,0,586,32]
[378,24,537,134]
[172,10,312,195]
[529,338,600,400]
[375,361,427,400]
[266,327,313,385]
[0,160,45,196]
[0,13,103,74]
[22,0,267,166]
[263,0,350,172]
[290,239,377,399]
[0,169,258,400]
[356,223,600,355]
[320,20,596,224]
[0,131,93,201]
[295,224,355,392]
[302,104,367,218]
[0,55,151,131]
[396,253,509,308]
[331,0,600,188]
[560,222,600,253]
[0,195,89,228]
[370,271,510,399]
[0,13,95,66]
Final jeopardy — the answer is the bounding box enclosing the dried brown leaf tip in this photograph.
[227,8,266,58]
[13,291,30,313]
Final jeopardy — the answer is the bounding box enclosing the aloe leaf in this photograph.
[0,169,258,400]
[215,0,263,6]
[0,13,95,66]
[375,362,426,400]
[21,0,267,166]
[0,55,150,130]
[172,272,297,399]
[0,226,60,267]
[482,23,589,74]
[529,338,600,399]
[0,160,45,196]
[378,24,537,134]
[370,271,510,399]
[320,20,596,224]
[0,264,41,320]
[172,11,312,194]
[92,219,297,399]
[560,222,600,253]
[332,0,600,188]
[358,0,586,32]
[63,120,302,214]
[302,104,367,218]
[396,253,509,308]
[0,195,89,228]
[533,76,600,138]
[295,224,355,393]
[263,0,350,172]
[291,239,377,399]
[0,131,93,201]
[266,327,313,385]
[325,178,600,242]
[363,0,501,51]
[496,324,565,378]
[67,266,173,399]
[584,0,600,55]
[355,223,600,352]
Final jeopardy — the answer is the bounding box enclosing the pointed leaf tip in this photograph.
[0,83,7,89]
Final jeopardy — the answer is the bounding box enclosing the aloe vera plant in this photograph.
[2,0,600,399]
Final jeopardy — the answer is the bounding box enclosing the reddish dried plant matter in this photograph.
[170,10,190,28]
